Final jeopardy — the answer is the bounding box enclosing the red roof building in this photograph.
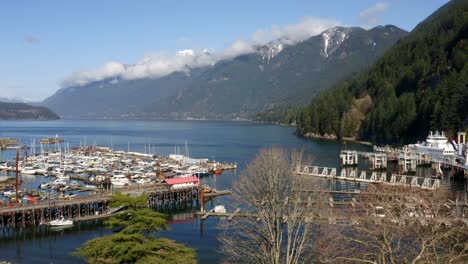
[164,176,199,186]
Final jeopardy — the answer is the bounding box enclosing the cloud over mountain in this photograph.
[60,16,341,88]
[252,17,342,45]
[60,51,218,87]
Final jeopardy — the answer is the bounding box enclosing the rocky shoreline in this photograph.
[301,132,373,146]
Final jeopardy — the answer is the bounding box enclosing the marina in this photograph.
[0,134,237,229]
[0,120,466,263]
[0,143,235,196]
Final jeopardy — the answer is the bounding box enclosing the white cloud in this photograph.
[61,61,126,87]
[254,17,341,45]
[359,2,389,27]
[60,16,342,88]
[222,40,256,59]
[60,50,218,87]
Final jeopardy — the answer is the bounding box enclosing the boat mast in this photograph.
[185,140,190,158]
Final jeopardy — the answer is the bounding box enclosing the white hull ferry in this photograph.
[409,131,456,160]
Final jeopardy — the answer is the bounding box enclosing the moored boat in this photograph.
[49,216,73,226]
[213,204,226,213]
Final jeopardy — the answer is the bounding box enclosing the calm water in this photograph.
[0,120,461,263]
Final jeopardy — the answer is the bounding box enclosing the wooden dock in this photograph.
[0,184,231,228]
[204,190,232,198]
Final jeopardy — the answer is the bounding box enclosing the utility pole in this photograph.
[15,150,19,203]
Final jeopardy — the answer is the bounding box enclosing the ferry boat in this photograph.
[409,131,456,160]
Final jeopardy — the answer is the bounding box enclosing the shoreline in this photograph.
[300,132,373,147]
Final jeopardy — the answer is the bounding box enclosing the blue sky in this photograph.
[0,0,449,101]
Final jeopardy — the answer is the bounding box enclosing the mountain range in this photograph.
[42,25,407,119]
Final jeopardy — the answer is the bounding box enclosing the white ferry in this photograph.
[409,131,456,160]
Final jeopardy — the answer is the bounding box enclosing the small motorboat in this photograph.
[49,216,73,226]
[39,182,51,189]
[0,162,12,170]
[56,174,70,180]
[2,189,22,198]
[52,179,67,186]
[21,166,37,175]
[213,204,226,214]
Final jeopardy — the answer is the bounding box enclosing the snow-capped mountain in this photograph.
[320,27,354,57]
[43,25,408,119]
[257,40,285,65]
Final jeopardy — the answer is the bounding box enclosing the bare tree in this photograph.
[219,147,319,264]
[313,185,468,264]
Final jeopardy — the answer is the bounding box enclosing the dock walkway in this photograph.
[296,166,440,190]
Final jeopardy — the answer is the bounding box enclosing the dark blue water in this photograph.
[0,120,375,263]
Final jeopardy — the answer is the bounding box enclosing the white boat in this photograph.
[39,182,51,189]
[35,167,47,175]
[56,174,70,180]
[111,174,130,187]
[373,206,386,218]
[0,162,12,170]
[62,193,78,198]
[21,166,37,175]
[49,216,73,226]
[52,179,67,186]
[2,190,21,197]
[192,167,210,177]
[136,178,151,184]
[213,205,227,214]
[409,131,456,160]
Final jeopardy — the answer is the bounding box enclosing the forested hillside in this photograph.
[0,102,59,120]
[296,0,468,144]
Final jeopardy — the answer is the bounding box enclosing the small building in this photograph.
[164,176,199,189]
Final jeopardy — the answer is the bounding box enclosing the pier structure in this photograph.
[369,152,388,170]
[0,185,229,228]
[296,165,440,190]
[343,145,468,177]
[340,150,358,166]
[340,150,390,170]
[373,146,401,160]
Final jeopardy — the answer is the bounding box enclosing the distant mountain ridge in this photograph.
[42,25,407,119]
[0,102,59,120]
[0,97,37,103]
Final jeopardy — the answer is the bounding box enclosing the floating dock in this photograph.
[296,166,440,190]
